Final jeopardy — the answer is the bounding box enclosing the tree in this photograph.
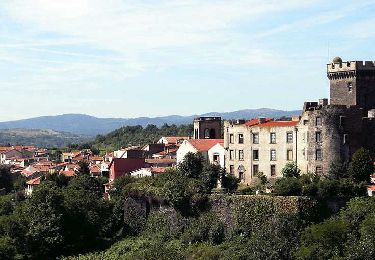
[178,152,204,179]
[274,177,302,196]
[17,181,65,258]
[221,173,239,193]
[77,161,91,176]
[200,164,222,191]
[0,166,13,193]
[327,162,347,180]
[281,162,301,178]
[347,148,374,183]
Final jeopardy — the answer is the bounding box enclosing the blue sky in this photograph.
[1,0,375,121]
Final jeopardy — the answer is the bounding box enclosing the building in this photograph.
[224,118,299,182]
[193,117,221,139]
[177,139,224,165]
[224,57,375,184]
[108,158,145,183]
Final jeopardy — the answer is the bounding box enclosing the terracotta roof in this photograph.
[26,176,41,185]
[368,185,375,191]
[145,158,176,164]
[244,118,273,126]
[60,170,75,177]
[162,136,190,144]
[90,156,104,161]
[187,139,224,152]
[258,121,299,127]
[90,164,101,174]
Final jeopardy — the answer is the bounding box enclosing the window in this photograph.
[270,165,276,176]
[316,132,322,142]
[252,133,259,144]
[316,117,322,126]
[238,134,244,144]
[213,154,220,163]
[238,165,245,181]
[253,149,259,160]
[229,134,234,144]
[303,120,309,125]
[315,166,323,175]
[204,128,210,138]
[316,149,322,160]
[287,149,293,161]
[194,129,198,139]
[239,150,244,161]
[270,133,276,144]
[347,82,353,92]
[270,149,276,161]
[229,165,234,174]
[229,150,234,160]
[253,165,259,175]
[286,132,293,143]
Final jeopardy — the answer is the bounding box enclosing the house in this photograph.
[157,136,190,145]
[130,167,167,178]
[113,146,144,159]
[368,185,375,196]
[145,158,176,168]
[207,142,226,168]
[108,158,146,183]
[89,164,101,177]
[25,176,41,196]
[177,139,224,164]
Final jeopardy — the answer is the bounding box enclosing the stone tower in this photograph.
[193,117,221,139]
[327,57,375,111]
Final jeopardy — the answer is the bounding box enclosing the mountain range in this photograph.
[0,108,301,137]
[0,129,90,148]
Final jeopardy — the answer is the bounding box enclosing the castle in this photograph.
[222,57,375,183]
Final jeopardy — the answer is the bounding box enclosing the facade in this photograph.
[193,117,221,139]
[224,118,299,182]
[177,139,224,165]
[224,57,375,184]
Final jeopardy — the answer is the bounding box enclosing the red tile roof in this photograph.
[26,176,41,185]
[244,118,273,126]
[60,170,76,177]
[368,185,375,191]
[258,121,299,127]
[162,136,190,144]
[187,139,224,152]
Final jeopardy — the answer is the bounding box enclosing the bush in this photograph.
[274,177,302,196]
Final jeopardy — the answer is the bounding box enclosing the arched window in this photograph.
[204,128,210,138]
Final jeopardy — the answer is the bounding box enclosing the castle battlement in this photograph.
[327,58,375,74]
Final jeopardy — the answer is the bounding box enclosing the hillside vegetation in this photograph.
[92,124,193,150]
[0,129,89,148]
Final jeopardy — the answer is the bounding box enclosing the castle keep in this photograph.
[224,57,375,183]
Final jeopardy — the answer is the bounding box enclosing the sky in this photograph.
[1,0,375,121]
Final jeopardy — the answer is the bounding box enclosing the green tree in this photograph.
[200,164,222,192]
[20,181,65,258]
[281,162,301,178]
[347,148,374,183]
[221,172,239,193]
[178,152,204,179]
[0,166,13,193]
[77,161,91,175]
[274,177,302,196]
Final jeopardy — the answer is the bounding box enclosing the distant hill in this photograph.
[0,129,90,148]
[0,109,301,136]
